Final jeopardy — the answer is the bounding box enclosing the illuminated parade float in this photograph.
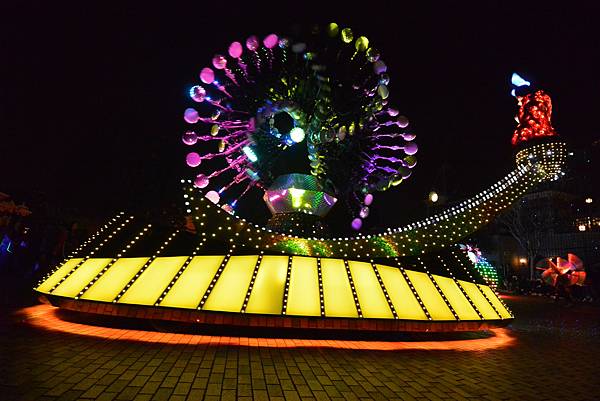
[35,24,566,332]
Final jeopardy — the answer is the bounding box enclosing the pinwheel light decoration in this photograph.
[182,23,417,231]
[539,253,586,288]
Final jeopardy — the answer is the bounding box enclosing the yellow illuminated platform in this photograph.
[36,254,513,332]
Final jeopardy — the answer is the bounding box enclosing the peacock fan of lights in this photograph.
[182,23,417,232]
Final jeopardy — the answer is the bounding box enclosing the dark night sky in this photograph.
[2,1,599,230]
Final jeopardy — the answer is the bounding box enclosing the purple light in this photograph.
[182,131,198,145]
[184,108,199,124]
[404,142,418,155]
[373,60,387,74]
[397,116,409,128]
[269,194,281,201]
[351,218,363,231]
[228,42,243,58]
[186,152,201,167]
[200,67,215,84]
[323,193,335,206]
[364,193,374,205]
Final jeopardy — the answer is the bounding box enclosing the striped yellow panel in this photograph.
[321,258,357,318]
[348,261,393,319]
[36,258,84,293]
[458,280,500,319]
[119,256,188,305]
[160,255,224,309]
[52,258,112,298]
[81,257,149,302]
[433,275,480,321]
[202,255,258,313]
[245,255,288,315]
[286,256,320,317]
[376,265,426,320]
[405,270,455,320]
[479,285,513,319]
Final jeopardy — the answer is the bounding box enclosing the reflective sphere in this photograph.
[182,131,198,145]
[194,174,209,188]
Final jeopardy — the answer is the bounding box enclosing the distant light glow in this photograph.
[511,72,530,87]
[585,197,593,204]
[289,127,305,143]
[242,146,258,162]
[429,191,439,203]
[578,224,586,232]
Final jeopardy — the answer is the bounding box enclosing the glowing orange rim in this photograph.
[15,304,516,351]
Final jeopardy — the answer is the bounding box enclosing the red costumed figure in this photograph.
[511,90,558,146]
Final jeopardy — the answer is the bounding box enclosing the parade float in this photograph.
[35,23,567,332]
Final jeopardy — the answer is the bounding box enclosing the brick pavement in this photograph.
[1,296,599,401]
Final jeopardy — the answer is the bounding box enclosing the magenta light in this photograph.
[228,42,243,58]
[190,85,206,102]
[263,34,278,49]
[200,67,215,84]
[351,218,362,230]
[186,152,201,167]
[246,35,259,51]
[194,174,209,188]
[212,55,227,70]
[364,193,373,205]
[269,194,281,202]
[184,108,199,124]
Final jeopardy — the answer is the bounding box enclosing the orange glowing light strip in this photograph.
[15,304,515,352]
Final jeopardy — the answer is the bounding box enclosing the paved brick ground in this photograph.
[1,296,599,401]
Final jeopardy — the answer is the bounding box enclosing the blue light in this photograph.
[510,89,516,97]
[242,146,258,162]
[231,200,237,207]
[511,72,530,87]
